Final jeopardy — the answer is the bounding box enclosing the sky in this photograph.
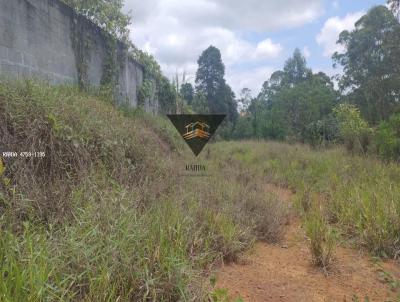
[123,0,386,96]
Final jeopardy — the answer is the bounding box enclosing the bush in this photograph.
[374,113,400,161]
[304,114,339,146]
[333,104,373,154]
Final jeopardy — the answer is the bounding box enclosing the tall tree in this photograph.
[249,50,337,142]
[333,6,400,124]
[238,88,252,113]
[195,46,226,113]
[283,48,311,87]
[180,83,194,104]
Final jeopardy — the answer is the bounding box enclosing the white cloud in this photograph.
[123,0,324,94]
[226,66,274,96]
[316,11,364,57]
[302,46,311,58]
[254,39,283,60]
[125,0,323,31]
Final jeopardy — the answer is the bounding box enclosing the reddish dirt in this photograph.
[216,184,400,302]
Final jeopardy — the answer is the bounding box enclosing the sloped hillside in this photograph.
[0,80,285,301]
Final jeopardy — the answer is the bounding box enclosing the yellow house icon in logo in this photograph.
[183,121,210,140]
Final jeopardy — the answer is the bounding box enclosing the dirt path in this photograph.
[216,184,400,302]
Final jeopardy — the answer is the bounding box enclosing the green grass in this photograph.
[210,141,400,259]
[0,80,285,301]
[3,80,398,300]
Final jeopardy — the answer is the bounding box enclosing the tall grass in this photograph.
[211,141,400,259]
[304,208,337,269]
[0,80,285,301]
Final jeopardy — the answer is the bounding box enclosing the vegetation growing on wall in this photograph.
[64,0,180,112]
[61,0,131,41]
[70,15,92,90]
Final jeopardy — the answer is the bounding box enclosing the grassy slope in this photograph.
[1,81,398,301]
[0,81,285,301]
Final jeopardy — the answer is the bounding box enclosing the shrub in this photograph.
[333,104,372,154]
[374,113,400,161]
[304,114,339,147]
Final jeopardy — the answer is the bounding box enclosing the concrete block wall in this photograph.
[0,0,157,112]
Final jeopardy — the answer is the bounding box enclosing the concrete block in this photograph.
[7,50,23,64]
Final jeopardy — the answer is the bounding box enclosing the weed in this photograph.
[304,208,337,270]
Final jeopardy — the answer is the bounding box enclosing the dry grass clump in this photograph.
[0,80,176,223]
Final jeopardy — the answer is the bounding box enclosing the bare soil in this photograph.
[216,184,400,302]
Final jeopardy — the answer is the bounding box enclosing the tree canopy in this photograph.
[61,0,131,41]
[333,5,400,124]
[194,46,238,123]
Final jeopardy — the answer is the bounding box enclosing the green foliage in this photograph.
[195,46,225,101]
[130,47,162,79]
[282,48,311,86]
[333,104,372,153]
[232,115,254,139]
[304,114,339,146]
[194,46,238,123]
[130,49,178,114]
[304,208,337,269]
[237,50,337,143]
[374,113,400,161]
[61,0,131,41]
[333,5,400,124]
[157,76,178,114]
[137,79,154,107]
[180,82,194,104]
[191,92,210,113]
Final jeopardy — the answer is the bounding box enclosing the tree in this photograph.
[333,104,372,153]
[61,0,131,41]
[282,48,311,87]
[194,46,238,126]
[374,112,400,160]
[333,6,400,124]
[157,76,178,114]
[252,50,337,142]
[195,46,226,113]
[238,88,252,113]
[180,83,194,104]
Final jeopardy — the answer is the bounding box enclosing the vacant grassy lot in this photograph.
[1,81,399,301]
[0,81,286,301]
[210,141,400,260]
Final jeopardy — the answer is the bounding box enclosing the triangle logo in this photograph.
[167,114,226,156]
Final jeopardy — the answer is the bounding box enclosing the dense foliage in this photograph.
[230,49,338,144]
[61,0,131,41]
[181,4,400,162]
[333,6,400,124]
[194,46,238,125]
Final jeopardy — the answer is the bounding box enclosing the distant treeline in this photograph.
[179,4,400,161]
